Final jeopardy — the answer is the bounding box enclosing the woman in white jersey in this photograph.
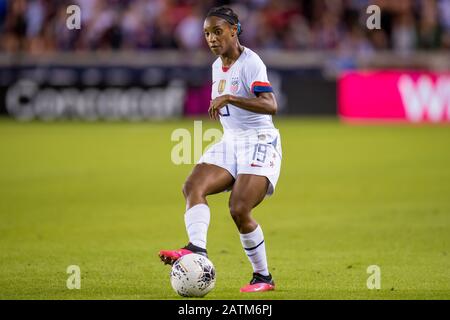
[159,6,281,293]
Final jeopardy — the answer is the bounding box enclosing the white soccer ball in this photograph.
[170,253,216,297]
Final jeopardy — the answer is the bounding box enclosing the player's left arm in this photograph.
[208,93,277,120]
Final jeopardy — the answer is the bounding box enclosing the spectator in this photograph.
[0,0,449,53]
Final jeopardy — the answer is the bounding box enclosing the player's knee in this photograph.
[229,199,251,223]
[182,180,203,200]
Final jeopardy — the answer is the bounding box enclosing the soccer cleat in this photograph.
[158,242,207,265]
[240,273,275,293]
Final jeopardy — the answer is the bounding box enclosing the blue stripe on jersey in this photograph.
[253,85,273,94]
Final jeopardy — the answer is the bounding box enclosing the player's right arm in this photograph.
[209,92,277,120]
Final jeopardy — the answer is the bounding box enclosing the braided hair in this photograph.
[206,6,242,35]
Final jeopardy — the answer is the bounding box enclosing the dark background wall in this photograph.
[0,64,336,120]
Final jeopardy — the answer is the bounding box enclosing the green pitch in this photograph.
[0,117,449,300]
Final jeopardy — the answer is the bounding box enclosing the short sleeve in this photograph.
[245,57,273,96]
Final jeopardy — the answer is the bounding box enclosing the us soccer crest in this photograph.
[218,80,226,94]
[230,77,239,94]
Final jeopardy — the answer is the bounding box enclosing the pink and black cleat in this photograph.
[240,273,275,293]
[158,242,207,265]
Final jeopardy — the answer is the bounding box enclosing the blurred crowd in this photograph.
[1,0,449,54]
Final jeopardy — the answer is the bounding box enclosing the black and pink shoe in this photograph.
[158,243,207,265]
[240,273,275,292]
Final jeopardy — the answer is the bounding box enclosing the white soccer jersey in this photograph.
[200,47,282,196]
[211,47,275,132]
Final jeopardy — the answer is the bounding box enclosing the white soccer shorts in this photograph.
[198,128,282,196]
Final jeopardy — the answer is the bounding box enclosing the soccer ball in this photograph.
[170,253,216,297]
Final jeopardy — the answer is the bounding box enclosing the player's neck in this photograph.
[220,43,244,68]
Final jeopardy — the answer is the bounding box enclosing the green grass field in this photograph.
[0,117,449,300]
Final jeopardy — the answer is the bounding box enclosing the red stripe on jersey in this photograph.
[222,66,230,72]
[251,81,272,93]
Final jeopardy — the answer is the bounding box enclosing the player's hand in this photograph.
[208,95,230,120]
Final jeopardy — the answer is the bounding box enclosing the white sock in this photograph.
[184,204,210,249]
[239,225,269,276]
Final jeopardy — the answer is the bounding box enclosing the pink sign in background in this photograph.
[338,71,450,123]
[184,83,211,116]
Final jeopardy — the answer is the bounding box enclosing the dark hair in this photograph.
[206,6,242,35]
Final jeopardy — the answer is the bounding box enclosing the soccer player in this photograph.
[159,6,282,293]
